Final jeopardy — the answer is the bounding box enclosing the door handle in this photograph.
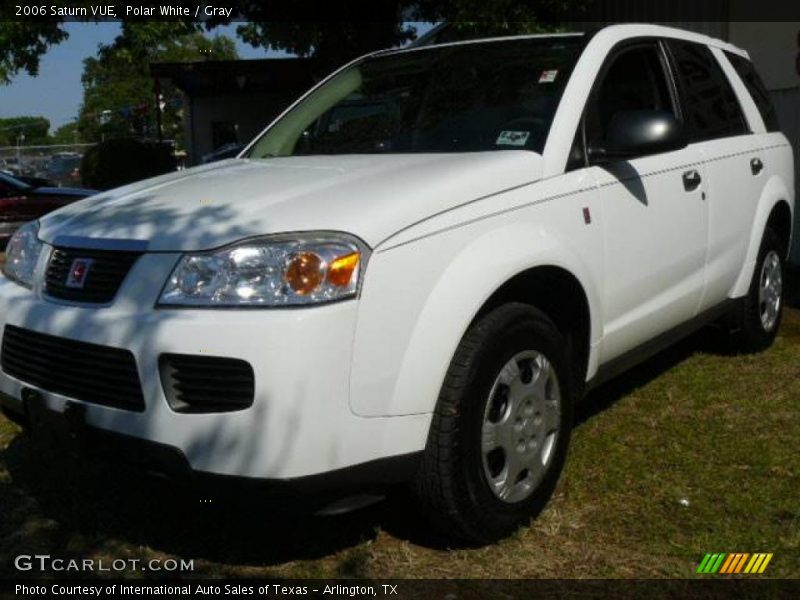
[682,169,701,191]
[751,157,763,175]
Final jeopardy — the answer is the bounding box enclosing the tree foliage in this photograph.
[0,21,68,84]
[0,116,51,146]
[412,0,578,35]
[79,23,238,144]
[50,121,83,145]
[236,21,417,71]
[228,0,577,69]
[1,2,582,86]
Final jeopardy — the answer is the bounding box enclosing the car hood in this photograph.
[38,152,542,252]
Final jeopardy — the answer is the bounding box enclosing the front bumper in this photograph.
[0,389,421,508]
[0,252,430,480]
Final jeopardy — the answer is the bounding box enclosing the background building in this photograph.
[150,58,318,165]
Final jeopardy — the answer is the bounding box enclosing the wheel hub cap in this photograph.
[758,250,782,332]
[481,350,561,504]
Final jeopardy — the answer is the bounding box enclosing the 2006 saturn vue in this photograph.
[0,25,793,542]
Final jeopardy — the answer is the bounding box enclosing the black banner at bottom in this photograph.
[2,579,800,600]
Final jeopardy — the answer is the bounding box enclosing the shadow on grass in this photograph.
[2,423,460,571]
[0,434,397,574]
[2,267,799,569]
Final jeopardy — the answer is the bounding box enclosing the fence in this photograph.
[0,143,96,187]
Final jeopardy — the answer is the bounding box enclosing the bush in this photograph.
[81,138,177,190]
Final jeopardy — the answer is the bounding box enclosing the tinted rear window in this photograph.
[724,51,780,132]
[667,41,748,141]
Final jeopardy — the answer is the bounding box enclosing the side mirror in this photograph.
[588,109,687,163]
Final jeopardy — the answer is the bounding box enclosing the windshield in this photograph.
[246,36,585,158]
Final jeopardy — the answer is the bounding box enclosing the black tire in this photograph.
[730,228,785,353]
[411,303,574,544]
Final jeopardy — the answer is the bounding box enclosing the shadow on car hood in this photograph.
[38,152,542,252]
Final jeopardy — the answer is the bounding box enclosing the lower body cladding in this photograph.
[0,277,431,497]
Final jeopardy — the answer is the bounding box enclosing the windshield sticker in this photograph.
[539,69,558,83]
[496,131,530,147]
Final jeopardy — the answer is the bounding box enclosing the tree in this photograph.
[0,20,68,84]
[50,121,83,145]
[413,0,577,36]
[78,23,238,145]
[226,1,578,70]
[1,2,584,85]
[0,116,50,146]
[235,21,417,72]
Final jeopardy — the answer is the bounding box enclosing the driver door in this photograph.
[586,40,709,363]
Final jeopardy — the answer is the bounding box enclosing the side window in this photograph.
[584,44,675,153]
[667,41,748,141]
[724,51,780,132]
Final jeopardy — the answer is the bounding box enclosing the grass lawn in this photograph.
[0,267,798,579]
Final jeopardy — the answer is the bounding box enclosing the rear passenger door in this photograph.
[665,40,764,312]
[586,40,708,363]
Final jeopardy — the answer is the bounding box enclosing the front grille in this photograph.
[159,354,255,413]
[45,247,142,304]
[1,325,145,412]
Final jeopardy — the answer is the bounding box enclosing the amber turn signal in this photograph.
[327,252,360,287]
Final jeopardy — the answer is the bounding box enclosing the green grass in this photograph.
[1,276,798,579]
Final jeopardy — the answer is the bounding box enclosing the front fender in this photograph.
[349,221,602,417]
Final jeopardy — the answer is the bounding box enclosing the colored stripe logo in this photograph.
[697,553,773,574]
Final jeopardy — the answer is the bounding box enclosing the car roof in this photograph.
[376,23,748,60]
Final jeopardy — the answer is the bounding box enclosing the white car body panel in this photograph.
[352,168,603,417]
[592,146,708,363]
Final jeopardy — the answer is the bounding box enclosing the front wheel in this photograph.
[730,227,785,353]
[411,303,574,544]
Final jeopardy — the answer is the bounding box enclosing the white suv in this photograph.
[0,25,794,542]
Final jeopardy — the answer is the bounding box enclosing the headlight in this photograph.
[2,221,43,289]
[158,233,368,307]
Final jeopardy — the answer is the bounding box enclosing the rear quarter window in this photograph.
[667,40,748,141]
[724,51,781,132]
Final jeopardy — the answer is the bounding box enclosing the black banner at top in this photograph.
[2,0,800,23]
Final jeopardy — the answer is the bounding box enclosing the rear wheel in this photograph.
[412,303,573,543]
[730,227,785,353]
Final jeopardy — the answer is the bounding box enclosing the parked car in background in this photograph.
[45,153,83,187]
[0,172,96,247]
[12,174,54,188]
[0,25,793,543]
[0,157,37,179]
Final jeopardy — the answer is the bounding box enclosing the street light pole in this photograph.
[16,132,25,163]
